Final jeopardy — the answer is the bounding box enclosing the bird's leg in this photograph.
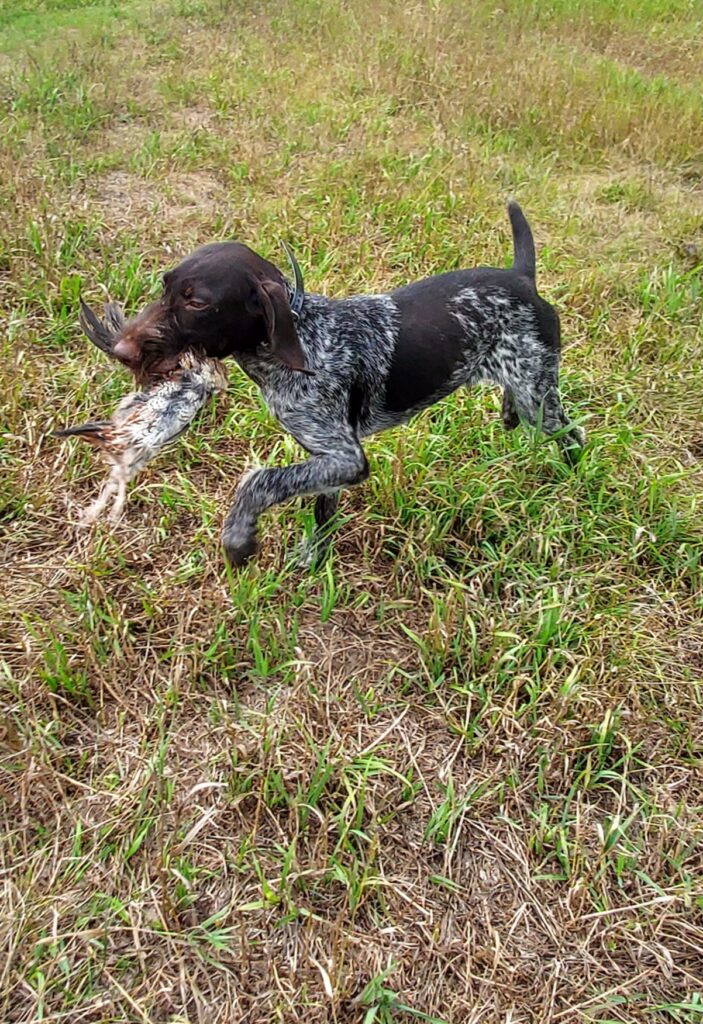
[108,468,128,525]
[79,478,117,526]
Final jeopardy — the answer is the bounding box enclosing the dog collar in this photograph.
[280,240,305,321]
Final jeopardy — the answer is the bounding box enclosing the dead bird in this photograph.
[54,350,228,525]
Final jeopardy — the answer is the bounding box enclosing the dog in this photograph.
[105,201,585,567]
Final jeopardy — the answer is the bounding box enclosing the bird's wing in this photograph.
[120,379,210,453]
[113,389,150,424]
[79,300,125,359]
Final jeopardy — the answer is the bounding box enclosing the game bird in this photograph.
[54,346,228,525]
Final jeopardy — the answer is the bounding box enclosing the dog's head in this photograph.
[108,242,309,382]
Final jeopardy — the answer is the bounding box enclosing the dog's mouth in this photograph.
[117,330,182,383]
[138,348,185,382]
[121,353,176,385]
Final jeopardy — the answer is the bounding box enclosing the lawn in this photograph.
[1,0,702,1021]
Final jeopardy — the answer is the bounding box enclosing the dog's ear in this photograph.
[250,279,310,374]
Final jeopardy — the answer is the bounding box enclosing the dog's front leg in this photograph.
[223,442,368,567]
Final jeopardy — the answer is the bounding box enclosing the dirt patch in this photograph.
[179,105,217,131]
[165,170,227,220]
[91,170,159,217]
[85,169,227,231]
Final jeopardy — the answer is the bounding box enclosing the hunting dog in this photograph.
[105,201,585,567]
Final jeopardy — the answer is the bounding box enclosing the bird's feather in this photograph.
[79,299,124,358]
[104,302,126,335]
[52,421,111,441]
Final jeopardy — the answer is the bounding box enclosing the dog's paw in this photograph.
[223,528,258,568]
[292,536,315,569]
[562,426,586,466]
[293,535,328,571]
[572,425,587,447]
[291,532,332,572]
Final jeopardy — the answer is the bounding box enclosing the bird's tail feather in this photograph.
[53,421,110,440]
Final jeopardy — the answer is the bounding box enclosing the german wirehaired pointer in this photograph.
[103,201,585,567]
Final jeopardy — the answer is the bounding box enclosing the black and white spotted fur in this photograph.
[107,201,585,567]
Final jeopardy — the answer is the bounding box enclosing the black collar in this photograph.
[281,240,305,321]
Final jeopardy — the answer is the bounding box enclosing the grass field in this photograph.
[1,0,703,1020]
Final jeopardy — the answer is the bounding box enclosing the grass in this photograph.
[1,0,702,1020]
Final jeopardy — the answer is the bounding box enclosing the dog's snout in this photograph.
[113,336,140,366]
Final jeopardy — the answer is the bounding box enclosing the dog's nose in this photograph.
[113,336,140,366]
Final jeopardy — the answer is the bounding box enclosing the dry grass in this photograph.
[1,0,702,1021]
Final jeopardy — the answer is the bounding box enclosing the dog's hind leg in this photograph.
[512,374,585,464]
[294,491,340,568]
[501,388,520,431]
[541,389,585,465]
[494,344,584,464]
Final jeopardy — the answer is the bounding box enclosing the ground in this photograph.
[1,0,702,1021]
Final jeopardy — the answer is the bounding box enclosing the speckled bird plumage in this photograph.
[55,351,228,525]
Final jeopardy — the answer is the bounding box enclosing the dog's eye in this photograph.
[182,286,208,310]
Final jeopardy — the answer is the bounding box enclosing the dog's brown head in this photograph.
[102,242,309,383]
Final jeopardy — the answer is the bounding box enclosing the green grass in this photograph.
[1,0,703,1021]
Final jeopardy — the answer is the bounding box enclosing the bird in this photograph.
[54,350,228,525]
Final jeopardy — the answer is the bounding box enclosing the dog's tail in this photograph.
[53,421,109,442]
[507,200,536,282]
